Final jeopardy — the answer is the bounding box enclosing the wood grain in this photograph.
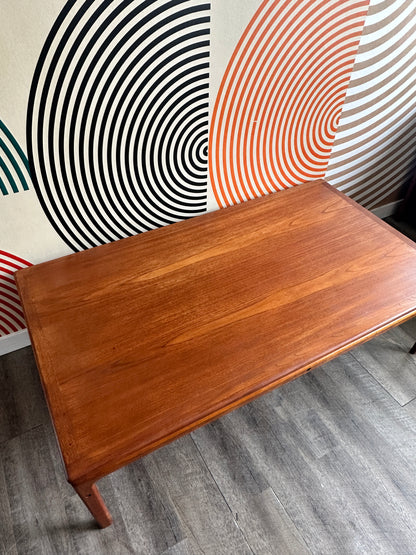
[14,180,416,506]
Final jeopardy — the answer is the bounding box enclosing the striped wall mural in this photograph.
[0,252,32,336]
[0,122,33,338]
[326,0,416,209]
[2,0,416,342]
[209,0,369,207]
[27,0,210,252]
[0,121,31,196]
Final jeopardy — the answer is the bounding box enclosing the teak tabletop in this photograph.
[16,180,416,527]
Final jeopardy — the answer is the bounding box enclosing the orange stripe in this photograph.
[263,21,364,181]
[247,1,348,187]
[210,0,283,206]
[209,0,370,206]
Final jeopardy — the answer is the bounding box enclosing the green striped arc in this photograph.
[0,120,31,195]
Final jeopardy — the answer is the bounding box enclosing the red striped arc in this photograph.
[0,251,32,335]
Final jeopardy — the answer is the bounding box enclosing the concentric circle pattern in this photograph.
[209,0,369,208]
[0,251,32,336]
[325,0,416,209]
[27,0,210,251]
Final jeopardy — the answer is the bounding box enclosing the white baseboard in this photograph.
[0,329,31,356]
[371,200,402,219]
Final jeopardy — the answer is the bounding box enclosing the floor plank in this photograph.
[350,326,416,405]
[142,436,253,554]
[0,346,49,443]
[192,421,311,555]
[0,451,17,555]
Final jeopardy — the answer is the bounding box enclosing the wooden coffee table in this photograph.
[15,180,416,528]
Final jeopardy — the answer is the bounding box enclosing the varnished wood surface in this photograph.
[15,180,416,488]
[2,331,416,554]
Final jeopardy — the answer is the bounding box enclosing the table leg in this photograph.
[73,482,113,528]
[410,341,416,354]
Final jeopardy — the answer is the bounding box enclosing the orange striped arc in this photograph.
[209,0,370,208]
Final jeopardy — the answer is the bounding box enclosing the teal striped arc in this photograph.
[0,120,31,195]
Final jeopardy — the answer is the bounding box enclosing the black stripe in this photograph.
[27,0,210,248]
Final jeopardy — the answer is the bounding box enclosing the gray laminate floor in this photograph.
[1,316,416,555]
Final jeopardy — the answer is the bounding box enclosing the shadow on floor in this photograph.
[385,215,416,243]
